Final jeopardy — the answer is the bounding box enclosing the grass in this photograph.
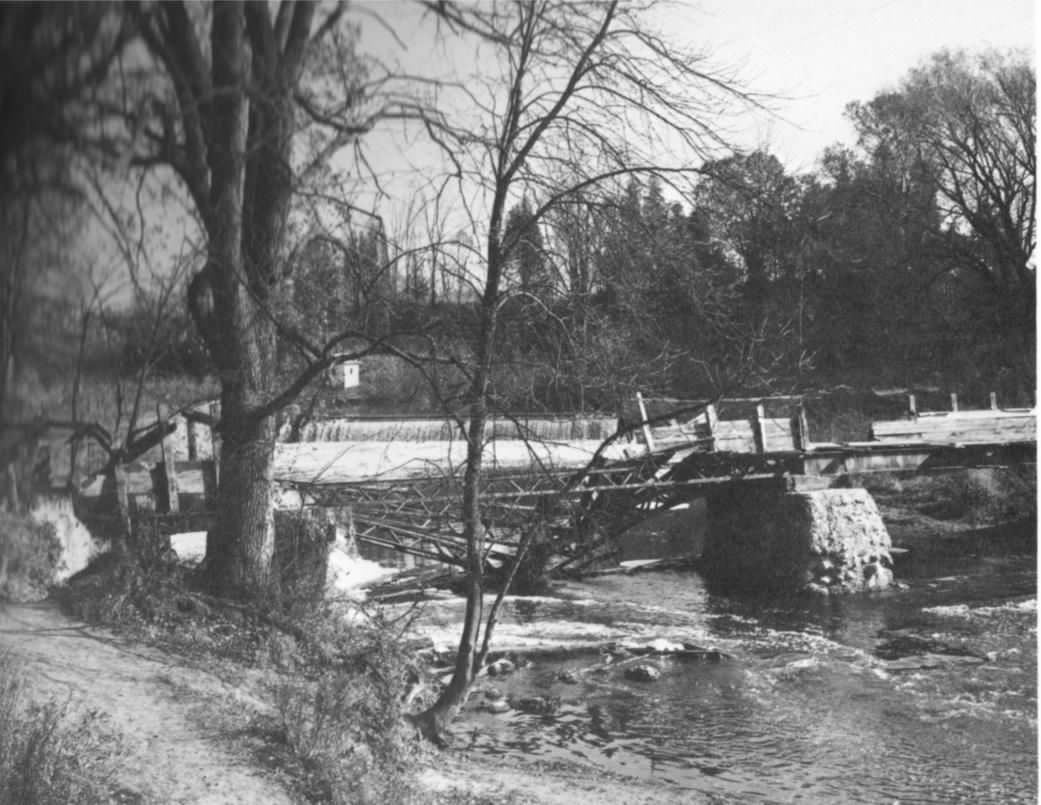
[57,548,467,804]
[0,655,123,805]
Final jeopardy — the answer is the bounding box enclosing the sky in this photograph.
[356,0,1035,177]
[673,0,1036,172]
[87,0,1037,303]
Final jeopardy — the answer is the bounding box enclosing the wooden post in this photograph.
[187,416,199,461]
[160,432,179,514]
[209,401,221,484]
[908,394,917,418]
[950,392,959,412]
[989,391,999,410]
[791,403,810,452]
[635,391,655,452]
[753,402,767,454]
[705,403,718,451]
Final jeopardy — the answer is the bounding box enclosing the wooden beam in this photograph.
[990,392,999,410]
[950,392,959,412]
[908,394,917,418]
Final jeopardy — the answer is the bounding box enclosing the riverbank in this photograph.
[856,466,1036,548]
[1,464,1033,803]
[0,600,714,805]
[419,751,712,804]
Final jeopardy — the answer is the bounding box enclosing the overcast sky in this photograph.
[678,0,1035,171]
[358,0,1035,177]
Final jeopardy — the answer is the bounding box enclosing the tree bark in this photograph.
[206,398,277,594]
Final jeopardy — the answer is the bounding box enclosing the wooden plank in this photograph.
[872,419,1036,438]
[872,412,1035,435]
[871,423,1036,444]
[874,412,1034,426]
[990,392,999,411]
[908,394,917,417]
[173,465,211,496]
[950,392,959,412]
[126,466,156,495]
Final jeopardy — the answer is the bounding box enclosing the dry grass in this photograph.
[58,553,451,804]
[0,655,122,805]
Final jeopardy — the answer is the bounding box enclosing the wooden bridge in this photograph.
[77,391,1035,574]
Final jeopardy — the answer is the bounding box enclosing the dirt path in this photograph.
[0,602,294,805]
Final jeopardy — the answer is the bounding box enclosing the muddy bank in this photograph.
[855,468,1036,551]
[420,750,704,805]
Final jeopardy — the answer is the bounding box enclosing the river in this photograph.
[408,518,1036,804]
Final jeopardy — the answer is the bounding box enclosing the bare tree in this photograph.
[410,0,754,741]
[115,2,404,596]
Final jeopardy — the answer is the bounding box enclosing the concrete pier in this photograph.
[701,486,893,594]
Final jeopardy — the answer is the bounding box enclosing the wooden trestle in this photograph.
[73,393,1035,573]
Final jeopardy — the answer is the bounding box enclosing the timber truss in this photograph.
[281,446,802,571]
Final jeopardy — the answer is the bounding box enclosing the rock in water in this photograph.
[480,698,511,714]
[646,638,685,654]
[625,663,662,682]
[487,658,515,677]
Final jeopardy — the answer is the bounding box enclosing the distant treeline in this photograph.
[35,49,1034,413]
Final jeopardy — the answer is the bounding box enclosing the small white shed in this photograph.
[328,360,361,389]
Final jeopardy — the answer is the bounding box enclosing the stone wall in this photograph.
[701,487,893,594]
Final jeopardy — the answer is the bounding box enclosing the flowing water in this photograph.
[416,519,1037,804]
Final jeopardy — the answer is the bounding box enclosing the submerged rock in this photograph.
[556,669,580,684]
[511,696,561,715]
[874,631,988,665]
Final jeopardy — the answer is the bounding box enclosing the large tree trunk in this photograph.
[200,246,281,596]
[206,397,278,595]
[199,1,282,598]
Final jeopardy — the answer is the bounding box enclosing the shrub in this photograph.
[274,605,427,804]
[0,655,121,805]
[0,513,63,602]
